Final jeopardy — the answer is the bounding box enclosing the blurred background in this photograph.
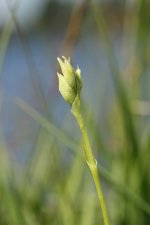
[0,0,150,224]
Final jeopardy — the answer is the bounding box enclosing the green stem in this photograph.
[90,163,110,225]
[71,102,110,225]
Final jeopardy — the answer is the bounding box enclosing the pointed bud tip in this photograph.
[57,57,62,63]
[57,72,62,77]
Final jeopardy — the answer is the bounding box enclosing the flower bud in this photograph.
[57,56,82,105]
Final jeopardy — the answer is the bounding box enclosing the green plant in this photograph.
[57,56,110,225]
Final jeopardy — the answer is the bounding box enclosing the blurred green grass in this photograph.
[0,0,150,225]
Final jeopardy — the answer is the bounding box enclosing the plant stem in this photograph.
[90,163,110,225]
[71,103,110,225]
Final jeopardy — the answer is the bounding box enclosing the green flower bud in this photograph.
[57,56,82,105]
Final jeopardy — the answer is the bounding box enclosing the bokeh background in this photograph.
[0,0,150,224]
